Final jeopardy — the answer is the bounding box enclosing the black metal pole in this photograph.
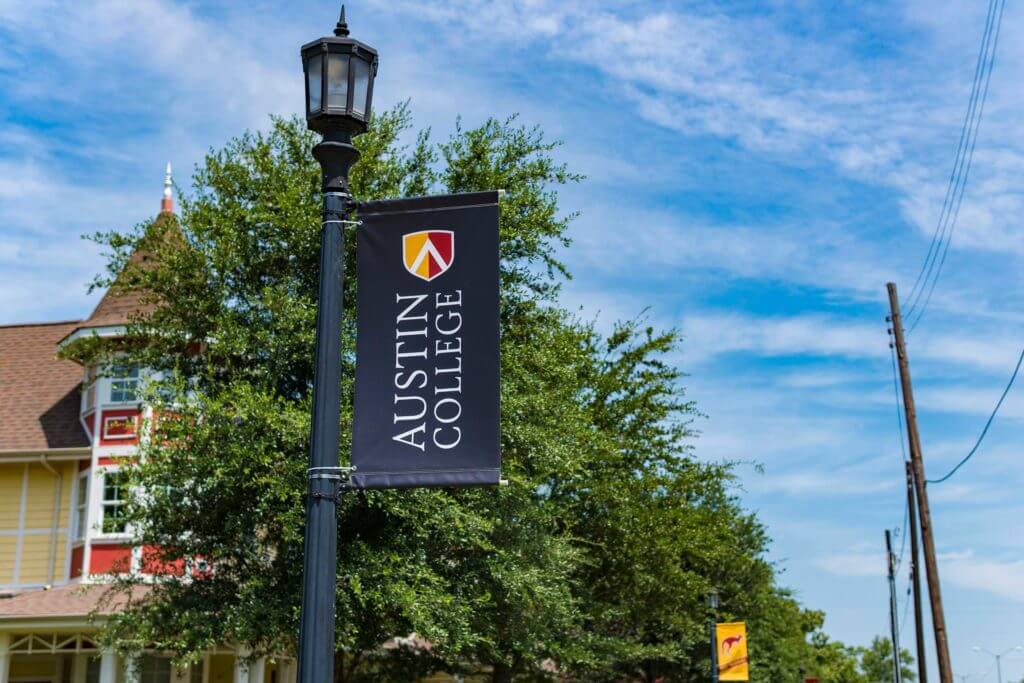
[296,131,360,683]
[710,620,719,683]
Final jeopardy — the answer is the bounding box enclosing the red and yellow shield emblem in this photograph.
[403,230,454,281]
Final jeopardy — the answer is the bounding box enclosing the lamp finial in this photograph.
[161,162,174,214]
[334,4,349,37]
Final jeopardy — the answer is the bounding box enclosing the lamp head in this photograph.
[301,4,378,137]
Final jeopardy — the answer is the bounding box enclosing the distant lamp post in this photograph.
[296,6,378,683]
[708,590,720,683]
[972,645,1023,683]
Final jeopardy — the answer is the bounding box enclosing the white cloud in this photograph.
[369,0,1024,336]
[815,545,886,578]
[682,312,884,364]
[945,553,1024,604]
[676,309,1024,379]
[757,470,895,497]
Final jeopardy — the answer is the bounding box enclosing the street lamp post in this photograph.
[972,645,1023,683]
[296,6,377,683]
[708,590,720,683]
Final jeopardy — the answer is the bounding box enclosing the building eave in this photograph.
[0,614,105,631]
[57,325,128,351]
[0,447,91,461]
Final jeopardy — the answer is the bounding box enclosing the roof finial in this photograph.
[334,3,349,37]
[161,162,174,214]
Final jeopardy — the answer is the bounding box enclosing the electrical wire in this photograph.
[903,0,999,316]
[904,0,1006,331]
[898,577,912,640]
[895,500,908,573]
[928,343,1024,484]
[907,0,1007,333]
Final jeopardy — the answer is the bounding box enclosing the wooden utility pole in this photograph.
[906,461,928,683]
[886,530,905,683]
[887,282,953,683]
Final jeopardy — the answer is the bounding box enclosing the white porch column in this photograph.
[99,650,118,683]
[278,660,293,683]
[248,658,265,683]
[122,655,141,683]
[72,653,88,683]
[0,633,11,683]
[233,649,251,683]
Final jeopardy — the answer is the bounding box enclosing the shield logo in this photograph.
[402,230,454,282]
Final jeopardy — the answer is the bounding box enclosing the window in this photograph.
[139,656,172,683]
[74,474,89,540]
[109,364,140,403]
[101,471,128,534]
[86,657,101,683]
[189,660,205,683]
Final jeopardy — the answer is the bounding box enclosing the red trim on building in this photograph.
[99,408,141,446]
[89,543,132,575]
[140,545,185,576]
[70,545,85,578]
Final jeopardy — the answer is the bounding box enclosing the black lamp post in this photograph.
[297,6,377,683]
[707,590,720,683]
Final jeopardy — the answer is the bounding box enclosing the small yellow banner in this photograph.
[716,621,749,681]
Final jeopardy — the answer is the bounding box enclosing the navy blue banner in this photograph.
[351,191,500,489]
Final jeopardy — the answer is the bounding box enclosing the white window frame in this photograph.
[92,467,130,539]
[108,363,141,404]
[73,470,90,541]
[101,413,140,441]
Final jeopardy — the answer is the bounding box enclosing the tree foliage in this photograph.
[71,104,853,681]
[857,636,916,683]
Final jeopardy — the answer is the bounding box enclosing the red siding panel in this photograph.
[98,408,141,447]
[70,545,85,578]
[140,545,185,576]
[89,543,132,574]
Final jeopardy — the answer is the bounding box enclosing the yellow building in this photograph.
[0,170,295,683]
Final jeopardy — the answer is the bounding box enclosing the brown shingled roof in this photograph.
[69,214,182,337]
[0,321,89,451]
[0,583,149,619]
[79,246,158,330]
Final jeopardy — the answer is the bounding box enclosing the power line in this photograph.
[898,576,912,641]
[903,0,999,316]
[928,343,1024,484]
[895,498,908,573]
[906,0,1007,333]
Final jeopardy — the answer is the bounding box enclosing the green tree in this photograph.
[70,106,842,682]
[805,631,868,683]
[858,636,916,682]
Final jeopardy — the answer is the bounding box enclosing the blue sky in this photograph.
[2,0,1024,679]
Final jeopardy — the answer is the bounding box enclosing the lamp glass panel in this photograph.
[306,56,322,113]
[327,53,350,108]
[352,57,371,116]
